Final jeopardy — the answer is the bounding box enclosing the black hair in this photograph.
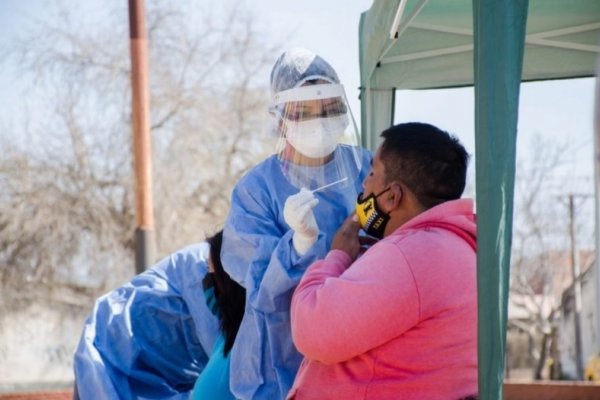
[379,122,469,209]
[202,230,245,356]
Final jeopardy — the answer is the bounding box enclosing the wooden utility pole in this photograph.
[128,0,155,273]
[568,194,584,380]
[594,58,600,369]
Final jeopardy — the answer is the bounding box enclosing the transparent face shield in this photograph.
[271,83,363,191]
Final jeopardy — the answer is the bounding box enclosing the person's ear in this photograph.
[384,182,403,212]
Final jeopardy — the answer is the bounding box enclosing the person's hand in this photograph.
[330,214,362,261]
[283,188,319,255]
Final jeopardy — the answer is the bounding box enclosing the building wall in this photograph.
[558,267,597,379]
[0,302,85,388]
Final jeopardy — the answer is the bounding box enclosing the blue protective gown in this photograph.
[222,145,372,399]
[73,243,220,400]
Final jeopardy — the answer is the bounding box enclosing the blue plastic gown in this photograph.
[73,243,220,400]
[222,145,372,399]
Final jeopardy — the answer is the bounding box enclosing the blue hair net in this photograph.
[270,48,340,94]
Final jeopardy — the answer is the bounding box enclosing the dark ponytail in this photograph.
[203,230,246,356]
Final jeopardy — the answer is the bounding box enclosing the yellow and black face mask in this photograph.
[355,187,390,239]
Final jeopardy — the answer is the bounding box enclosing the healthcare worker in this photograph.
[73,241,220,399]
[222,47,372,400]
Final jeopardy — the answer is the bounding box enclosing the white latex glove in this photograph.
[283,188,319,256]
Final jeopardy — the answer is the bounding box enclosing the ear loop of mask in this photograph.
[374,186,391,200]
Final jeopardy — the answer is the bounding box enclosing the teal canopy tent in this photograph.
[359,0,600,398]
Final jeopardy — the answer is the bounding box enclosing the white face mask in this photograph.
[285,115,348,159]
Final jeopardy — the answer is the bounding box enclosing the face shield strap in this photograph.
[272,84,346,106]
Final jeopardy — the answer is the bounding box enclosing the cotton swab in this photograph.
[310,177,349,193]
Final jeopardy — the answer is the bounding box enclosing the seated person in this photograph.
[289,122,478,399]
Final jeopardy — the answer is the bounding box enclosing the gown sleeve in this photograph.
[222,176,327,313]
[73,243,220,400]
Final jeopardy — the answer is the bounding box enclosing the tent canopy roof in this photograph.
[360,0,600,91]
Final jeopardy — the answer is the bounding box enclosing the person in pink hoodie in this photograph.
[288,122,478,400]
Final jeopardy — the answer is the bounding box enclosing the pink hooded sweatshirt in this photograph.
[289,199,477,400]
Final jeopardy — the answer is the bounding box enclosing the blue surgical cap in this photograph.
[270,48,340,95]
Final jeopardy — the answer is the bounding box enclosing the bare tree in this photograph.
[507,133,593,379]
[0,2,281,309]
